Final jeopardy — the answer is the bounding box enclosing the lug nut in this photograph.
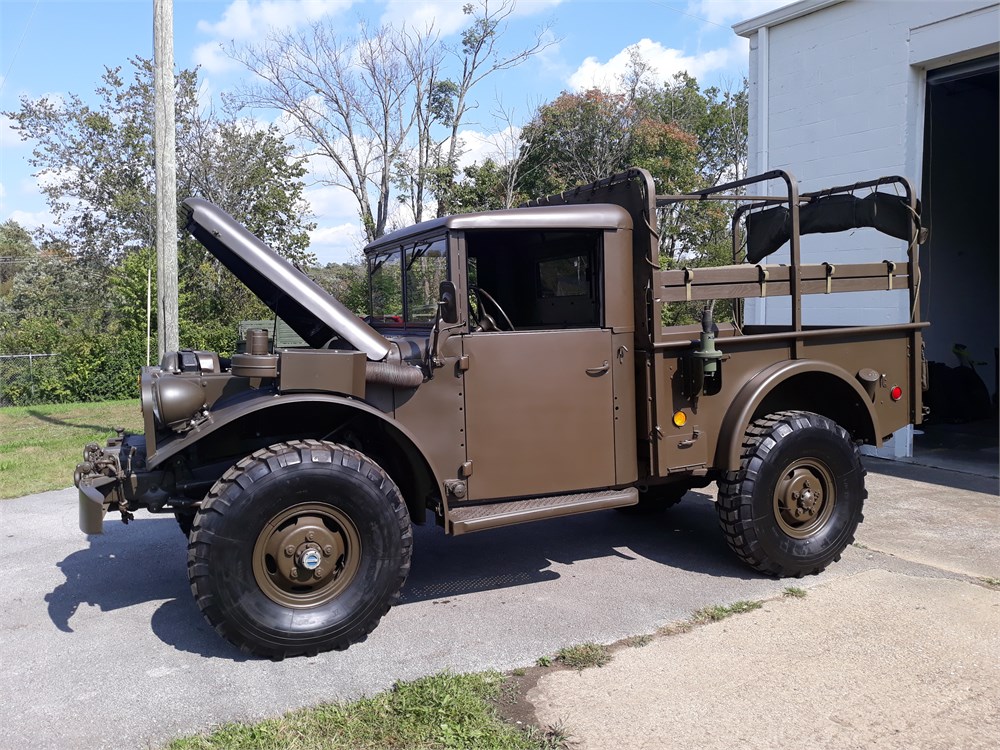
[290,569,299,579]
[306,531,315,541]
[314,567,325,578]
[323,545,334,556]
[284,545,295,557]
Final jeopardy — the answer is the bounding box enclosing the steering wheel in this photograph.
[470,286,515,331]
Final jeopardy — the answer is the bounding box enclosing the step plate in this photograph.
[449,487,638,535]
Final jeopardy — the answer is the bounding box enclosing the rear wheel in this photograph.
[187,440,411,658]
[717,411,865,577]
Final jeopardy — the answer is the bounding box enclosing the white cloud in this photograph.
[380,0,468,36]
[454,124,522,170]
[193,42,238,75]
[303,183,365,263]
[687,0,792,27]
[308,221,365,264]
[194,0,355,73]
[196,0,352,40]
[7,208,54,230]
[568,36,747,92]
[379,0,562,37]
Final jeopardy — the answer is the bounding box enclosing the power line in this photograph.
[0,0,41,95]
[645,0,731,30]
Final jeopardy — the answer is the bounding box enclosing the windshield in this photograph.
[369,235,448,325]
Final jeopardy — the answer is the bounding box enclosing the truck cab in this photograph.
[363,203,637,507]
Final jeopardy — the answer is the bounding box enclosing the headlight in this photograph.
[151,374,207,432]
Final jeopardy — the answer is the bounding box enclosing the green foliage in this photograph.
[0,220,37,296]
[310,262,369,316]
[554,642,611,670]
[692,600,764,623]
[452,159,518,213]
[3,58,314,404]
[460,68,748,330]
[168,671,548,750]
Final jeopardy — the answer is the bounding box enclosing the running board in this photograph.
[448,487,638,535]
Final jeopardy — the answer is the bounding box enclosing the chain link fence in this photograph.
[0,353,60,407]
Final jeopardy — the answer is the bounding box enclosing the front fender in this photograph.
[716,359,880,472]
[146,392,445,499]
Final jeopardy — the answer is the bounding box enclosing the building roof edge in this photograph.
[733,0,846,36]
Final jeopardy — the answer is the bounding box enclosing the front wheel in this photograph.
[187,440,412,658]
[717,411,866,577]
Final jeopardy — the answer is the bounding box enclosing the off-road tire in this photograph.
[717,411,866,577]
[616,483,688,515]
[187,440,412,659]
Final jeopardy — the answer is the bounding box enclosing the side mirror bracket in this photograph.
[425,281,461,377]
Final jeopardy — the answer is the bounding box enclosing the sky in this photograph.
[0,0,789,263]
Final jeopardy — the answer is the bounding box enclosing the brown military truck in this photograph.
[74,167,925,658]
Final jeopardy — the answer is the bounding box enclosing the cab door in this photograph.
[460,328,617,500]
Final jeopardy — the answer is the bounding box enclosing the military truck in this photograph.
[74,167,925,658]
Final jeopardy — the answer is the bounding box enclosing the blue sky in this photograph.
[0,0,787,263]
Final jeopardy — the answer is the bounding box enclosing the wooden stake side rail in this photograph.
[656,261,909,303]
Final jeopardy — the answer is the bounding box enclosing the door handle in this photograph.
[586,361,610,376]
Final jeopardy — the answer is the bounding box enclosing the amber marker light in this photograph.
[673,411,687,427]
[890,386,903,401]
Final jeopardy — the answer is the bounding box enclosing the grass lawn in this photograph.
[169,671,557,750]
[0,399,142,499]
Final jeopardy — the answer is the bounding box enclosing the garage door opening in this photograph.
[917,55,999,477]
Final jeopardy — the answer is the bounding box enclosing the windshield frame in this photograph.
[367,231,449,328]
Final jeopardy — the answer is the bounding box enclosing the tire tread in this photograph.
[187,440,412,659]
[716,410,866,577]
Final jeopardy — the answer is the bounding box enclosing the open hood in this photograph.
[181,198,390,361]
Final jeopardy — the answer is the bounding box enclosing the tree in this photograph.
[6,57,314,265]
[0,220,37,297]
[230,22,420,242]
[4,57,316,385]
[640,72,748,186]
[6,59,196,262]
[310,261,369,315]
[228,1,553,238]
[518,88,700,199]
[431,0,554,217]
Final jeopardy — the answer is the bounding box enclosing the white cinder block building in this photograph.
[736,0,999,459]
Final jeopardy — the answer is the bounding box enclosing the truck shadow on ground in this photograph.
[26,408,126,435]
[400,492,757,602]
[44,492,762,660]
[44,517,248,661]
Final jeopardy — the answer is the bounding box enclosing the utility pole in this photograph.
[153,0,179,358]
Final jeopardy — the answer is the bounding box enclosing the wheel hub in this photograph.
[774,461,835,539]
[252,503,361,608]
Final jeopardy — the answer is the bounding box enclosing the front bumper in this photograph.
[76,474,122,534]
[73,438,129,535]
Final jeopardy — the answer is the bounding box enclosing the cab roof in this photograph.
[364,203,632,254]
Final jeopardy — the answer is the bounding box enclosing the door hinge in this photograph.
[458,355,470,372]
[459,461,473,477]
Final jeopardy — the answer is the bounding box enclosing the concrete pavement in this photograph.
[0,458,995,748]
[528,461,1000,750]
